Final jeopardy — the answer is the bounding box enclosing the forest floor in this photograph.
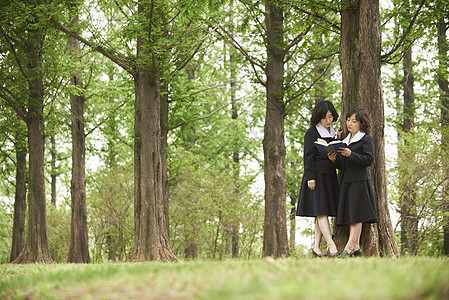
[1,257,448,299]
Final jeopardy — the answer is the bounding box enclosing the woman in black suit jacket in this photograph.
[296,100,342,257]
[330,108,378,258]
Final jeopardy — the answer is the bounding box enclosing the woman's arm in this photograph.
[347,135,374,167]
[303,129,316,182]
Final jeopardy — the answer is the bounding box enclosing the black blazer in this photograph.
[336,134,374,183]
[303,126,337,182]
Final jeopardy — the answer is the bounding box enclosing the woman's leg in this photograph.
[313,218,323,253]
[344,222,362,251]
[316,215,338,253]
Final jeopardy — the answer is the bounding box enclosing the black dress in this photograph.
[296,126,339,217]
[335,132,378,225]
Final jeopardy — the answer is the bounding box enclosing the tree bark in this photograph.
[399,43,418,255]
[338,0,399,257]
[10,120,27,262]
[68,15,90,263]
[437,19,449,256]
[132,1,177,261]
[230,51,240,258]
[160,81,170,237]
[263,0,289,258]
[13,20,52,263]
[314,29,326,104]
[179,65,199,260]
[50,134,57,206]
[133,70,177,261]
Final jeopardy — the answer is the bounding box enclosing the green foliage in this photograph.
[0,201,13,264]
[47,204,71,263]
[87,165,134,262]
[169,148,264,259]
[389,122,449,256]
[1,258,449,299]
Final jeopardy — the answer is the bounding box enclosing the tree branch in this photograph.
[240,0,267,40]
[0,87,28,121]
[169,98,239,131]
[210,24,266,86]
[292,6,341,33]
[51,18,134,74]
[285,55,335,110]
[19,0,134,73]
[113,0,130,20]
[0,26,28,79]
[381,0,426,61]
[85,101,127,137]
[284,24,312,54]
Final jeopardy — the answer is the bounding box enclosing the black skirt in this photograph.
[296,172,339,217]
[336,180,378,225]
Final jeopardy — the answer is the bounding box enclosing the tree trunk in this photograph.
[334,0,360,252]
[399,43,418,255]
[288,194,296,251]
[10,120,27,262]
[437,19,449,256]
[14,20,52,263]
[68,15,90,263]
[230,51,240,258]
[179,65,199,260]
[338,0,399,257]
[133,70,177,261]
[132,2,177,260]
[314,29,326,104]
[263,0,289,258]
[50,135,57,206]
[160,81,170,237]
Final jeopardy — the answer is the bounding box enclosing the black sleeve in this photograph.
[303,128,316,181]
[348,135,374,167]
[335,153,343,169]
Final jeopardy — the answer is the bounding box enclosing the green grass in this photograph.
[1,257,448,299]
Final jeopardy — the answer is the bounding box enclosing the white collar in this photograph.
[342,131,366,145]
[315,123,336,138]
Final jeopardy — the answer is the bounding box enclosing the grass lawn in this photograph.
[1,257,448,299]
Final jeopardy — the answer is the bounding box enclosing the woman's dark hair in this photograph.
[346,108,371,134]
[310,100,339,125]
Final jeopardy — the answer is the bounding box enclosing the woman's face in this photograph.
[346,114,361,133]
[320,111,334,129]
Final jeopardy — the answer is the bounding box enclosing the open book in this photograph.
[314,138,346,155]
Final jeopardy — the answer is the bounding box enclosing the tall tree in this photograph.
[16,16,52,263]
[131,0,177,261]
[339,0,399,257]
[230,48,240,258]
[181,65,199,260]
[50,135,57,206]
[1,2,55,264]
[399,41,418,256]
[9,118,27,262]
[263,0,289,258]
[67,13,90,263]
[437,16,449,256]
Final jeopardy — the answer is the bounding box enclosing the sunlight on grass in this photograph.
[1,257,448,299]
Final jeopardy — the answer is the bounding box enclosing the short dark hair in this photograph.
[310,101,339,125]
[346,108,371,134]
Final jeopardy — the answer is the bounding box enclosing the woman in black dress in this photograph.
[296,100,341,257]
[330,108,378,257]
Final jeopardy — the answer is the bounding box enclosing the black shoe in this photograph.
[329,251,339,258]
[312,249,327,258]
[337,250,351,258]
[352,248,362,257]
